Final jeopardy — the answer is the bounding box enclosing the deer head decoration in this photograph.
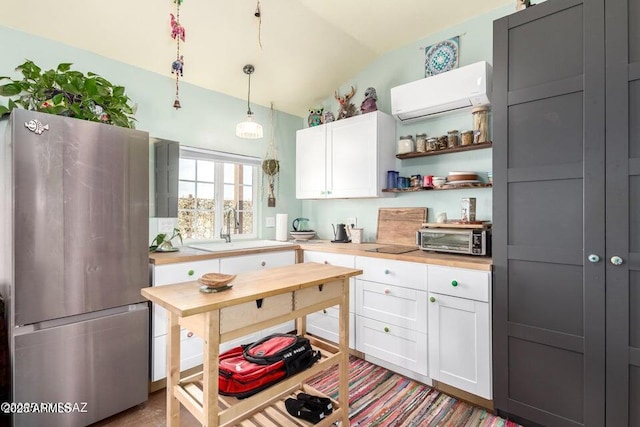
[334,86,358,120]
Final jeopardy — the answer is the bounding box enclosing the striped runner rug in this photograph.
[307,356,521,427]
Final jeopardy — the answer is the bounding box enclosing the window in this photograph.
[177,146,259,241]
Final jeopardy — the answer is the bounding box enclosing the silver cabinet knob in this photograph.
[588,254,600,263]
[610,256,624,266]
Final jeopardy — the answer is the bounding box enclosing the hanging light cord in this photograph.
[246,71,252,115]
[256,1,263,49]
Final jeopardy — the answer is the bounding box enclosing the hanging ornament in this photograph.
[255,0,263,49]
[170,0,186,109]
[262,102,280,207]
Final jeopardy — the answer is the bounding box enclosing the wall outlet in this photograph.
[346,217,357,228]
[158,218,175,233]
[265,216,276,228]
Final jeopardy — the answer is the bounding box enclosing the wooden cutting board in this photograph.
[376,207,428,246]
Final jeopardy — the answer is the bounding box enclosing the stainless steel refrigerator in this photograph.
[4,110,149,426]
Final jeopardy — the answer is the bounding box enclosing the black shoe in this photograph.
[285,397,325,424]
[297,392,334,416]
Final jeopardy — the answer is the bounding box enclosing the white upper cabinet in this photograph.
[296,111,396,199]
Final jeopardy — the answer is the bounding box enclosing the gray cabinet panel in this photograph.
[508,4,583,92]
[508,180,583,249]
[631,272,640,348]
[631,81,640,159]
[509,338,584,424]
[508,260,583,336]
[631,366,640,425]
[605,0,640,424]
[630,0,640,63]
[632,177,640,254]
[154,139,179,218]
[508,93,583,168]
[493,0,606,425]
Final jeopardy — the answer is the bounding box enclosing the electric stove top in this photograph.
[365,245,419,254]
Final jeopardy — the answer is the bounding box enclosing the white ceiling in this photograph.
[0,0,511,117]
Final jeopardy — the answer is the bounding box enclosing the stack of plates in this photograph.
[447,171,480,184]
[289,230,316,241]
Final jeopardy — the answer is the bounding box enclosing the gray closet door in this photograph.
[492,0,605,425]
[606,0,640,424]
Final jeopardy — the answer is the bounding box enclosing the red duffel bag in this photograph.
[218,334,321,399]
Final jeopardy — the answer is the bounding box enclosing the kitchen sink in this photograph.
[189,240,295,252]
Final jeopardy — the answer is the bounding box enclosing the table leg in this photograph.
[339,277,350,425]
[167,311,181,427]
[202,310,221,426]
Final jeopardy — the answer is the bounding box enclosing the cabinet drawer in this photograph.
[355,280,427,333]
[356,316,427,375]
[304,251,355,268]
[303,251,356,310]
[220,292,293,334]
[220,251,295,273]
[295,280,344,310]
[152,329,204,382]
[151,259,220,286]
[427,265,490,302]
[307,309,355,349]
[356,256,427,290]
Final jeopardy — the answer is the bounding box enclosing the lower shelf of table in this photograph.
[174,338,347,427]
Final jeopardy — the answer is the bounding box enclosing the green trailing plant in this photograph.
[0,60,137,128]
[149,227,183,252]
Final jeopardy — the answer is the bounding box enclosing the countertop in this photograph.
[142,262,362,317]
[149,240,492,271]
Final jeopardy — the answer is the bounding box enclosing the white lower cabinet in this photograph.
[356,316,428,375]
[150,249,296,382]
[306,308,356,349]
[152,329,205,382]
[427,265,492,399]
[303,251,356,349]
[354,257,428,376]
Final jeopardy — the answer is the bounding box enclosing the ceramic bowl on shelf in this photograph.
[432,176,447,187]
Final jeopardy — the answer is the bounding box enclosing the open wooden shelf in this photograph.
[175,340,342,427]
[396,141,492,159]
[383,183,492,193]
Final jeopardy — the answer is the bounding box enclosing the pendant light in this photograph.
[236,64,263,139]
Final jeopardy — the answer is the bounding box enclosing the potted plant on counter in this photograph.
[150,227,183,252]
[0,60,137,128]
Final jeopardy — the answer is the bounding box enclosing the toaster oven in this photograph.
[416,227,491,256]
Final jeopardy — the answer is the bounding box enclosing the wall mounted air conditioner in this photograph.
[390,61,492,123]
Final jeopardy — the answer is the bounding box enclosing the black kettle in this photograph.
[332,223,350,242]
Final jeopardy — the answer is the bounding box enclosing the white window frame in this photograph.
[179,146,259,242]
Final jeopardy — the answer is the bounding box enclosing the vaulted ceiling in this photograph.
[0,0,511,117]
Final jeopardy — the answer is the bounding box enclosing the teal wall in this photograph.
[1,3,520,244]
[0,26,304,241]
[301,4,514,242]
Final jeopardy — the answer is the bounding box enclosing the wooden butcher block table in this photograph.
[142,262,362,427]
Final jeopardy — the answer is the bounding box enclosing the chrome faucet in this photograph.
[220,206,239,243]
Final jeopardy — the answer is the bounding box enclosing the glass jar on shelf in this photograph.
[397,135,415,154]
[447,130,459,148]
[437,135,448,150]
[415,133,427,152]
[472,106,490,143]
[461,130,474,146]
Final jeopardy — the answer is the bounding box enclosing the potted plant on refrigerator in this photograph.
[0,60,137,128]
